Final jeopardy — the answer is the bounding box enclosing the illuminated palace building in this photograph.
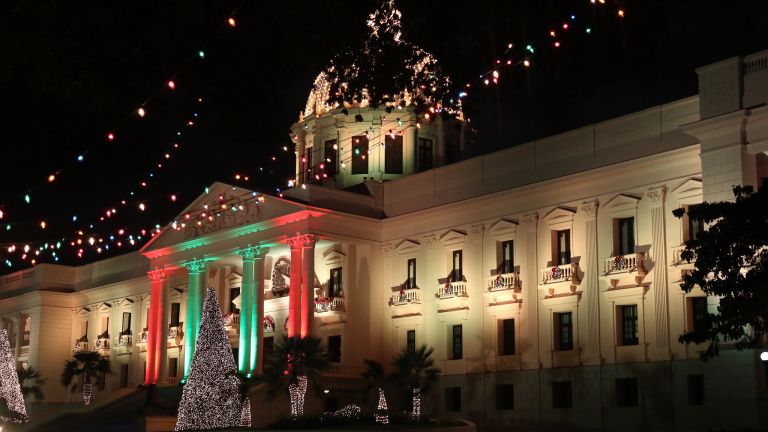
[2,8,768,430]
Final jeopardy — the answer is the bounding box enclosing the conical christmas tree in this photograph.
[0,329,28,424]
[175,288,241,431]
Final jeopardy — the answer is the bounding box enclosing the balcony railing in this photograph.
[116,334,132,347]
[138,329,149,344]
[671,245,696,266]
[168,325,184,339]
[602,253,644,275]
[541,263,578,284]
[390,289,421,306]
[223,313,240,328]
[73,340,89,352]
[487,273,520,292]
[95,337,110,351]
[436,282,468,299]
[315,297,345,314]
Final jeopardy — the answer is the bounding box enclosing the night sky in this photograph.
[1,0,767,272]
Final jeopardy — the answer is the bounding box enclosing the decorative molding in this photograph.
[470,224,485,237]
[522,213,538,226]
[184,257,207,274]
[602,194,640,214]
[542,207,576,224]
[394,240,421,255]
[580,201,599,219]
[380,243,394,258]
[237,244,268,261]
[147,267,168,282]
[322,250,346,266]
[645,187,666,206]
[288,233,317,250]
[439,229,468,246]
[487,219,518,236]
[671,178,703,199]
[423,234,437,250]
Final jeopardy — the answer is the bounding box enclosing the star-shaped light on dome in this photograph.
[367,0,402,42]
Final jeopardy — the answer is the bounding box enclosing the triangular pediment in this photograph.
[141,182,313,257]
[488,219,518,236]
[117,298,134,309]
[542,207,576,223]
[439,230,467,246]
[603,194,640,212]
[74,307,91,317]
[322,250,346,266]
[96,302,112,313]
[395,240,421,255]
[672,178,703,198]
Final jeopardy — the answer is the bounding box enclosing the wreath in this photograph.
[263,315,275,332]
[551,266,562,279]
[494,275,504,288]
[614,255,625,270]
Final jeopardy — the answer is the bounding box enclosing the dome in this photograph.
[303,0,461,119]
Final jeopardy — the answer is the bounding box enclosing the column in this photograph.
[11,316,21,361]
[521,214,540,369]
[287,236,304,337]
[252,247,268,374]
[647,188,670,358]
[237,248,255,374]
[183,258,207,380]
[581,201,601,361]
[301,235,317,338]
[146,268,167,384]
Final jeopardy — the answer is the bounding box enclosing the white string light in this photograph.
[174,288,242,431]
[376,387,389,424]
[0,329,28,424]
[82,383,93,406]
[412,388,421,420]
[288,375,308,417]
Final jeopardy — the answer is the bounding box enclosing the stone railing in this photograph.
[117,334,132,347]
[95,337,110,351]
[223,313,240,328]
[436,281,468,299]
[168,325,184,339]
[73,340,89,352]
[602,253,643,275]
[670,245,696,266]
[541,264,578,284]
[138,329,149,344]
[487,273,520,292]
[315,297,345,314]
[390,289,421,306]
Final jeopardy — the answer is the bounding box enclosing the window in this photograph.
[552,381,572,409]
[687,374,705,405]
[686,204,705,241]
[691,297,708,334]
[119,363,129,388]
[171,302,181,326]
[451,325,463,360]
[100,316,109,335]
[620,305,639,346]
[451,250,463,282]
[330,267,343,297]
[230,287,240,314]
[168,358,178,378]
[328,335,342,363]
[121,312,131,334]
[445,387,462,412]
[616,217,635,255]
[499,240,514,274]
[406,258,417,289]
[418,138,433,172]
[385,134,403,174]
[80,320,88,338]
[407,330,416,353]
[615,378,638,407]
[553,230,571,265]
[324,139,338,175]
[498,319,515,356]
[554,312,573,351]
[352,135,368,174]
[496,384,515,410]
[264,336,274,361]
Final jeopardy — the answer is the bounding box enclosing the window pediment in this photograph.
[322,249,346,266]
[96,302,112,313]
[603,194,640,214]
[672,178,703,199]
[117,298,134,309]
[74,307,91,317]
[439,230,467,246]
[542,207,576,225]
[225,271,242,287]
[395,240,421,255]
[488,219,518,236]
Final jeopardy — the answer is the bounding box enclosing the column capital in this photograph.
[288,233,317,250]
[580,201,599,219]
[522,213,538,227]
[147,267,168,282]
[645,187,666,206]
[237,244,269,261]
[184,257,207,274]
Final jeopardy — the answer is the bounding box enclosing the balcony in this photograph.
[487,273,520,292]
[436,282,468,299]
[541,263,579,285]
[94,336,110,354]
[315,297,345,314]
[602,253,645,275]
[670,245,696,267]
[167,324,184,347]
[223,313,240,328]
[73,337,88,353]
[116,333,132,347]
[390,289,421,306]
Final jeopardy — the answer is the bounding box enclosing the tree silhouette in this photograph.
[61,351,111,405]
[263,335,328,416]
[389,345,440,419]
[17,367,45,401]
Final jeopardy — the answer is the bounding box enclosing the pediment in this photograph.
[96,302,112,313]
[395,240,421,255]
[542,207,576,224]
[487,219,518,236]
[225,271,242,283]
[141,182,313,257]
[603,194,640,213]
[74,307,91,317]
[439,230,467,246]
[322,250,346,266]
[672,178,703,199]
[117,298,134,309]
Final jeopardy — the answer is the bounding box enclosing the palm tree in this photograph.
[361,359,389,424]
[389,345,441,420]
[227,371,263,427]
[61,351,112,406]
[16,367,46,401]
[263,335,329,416]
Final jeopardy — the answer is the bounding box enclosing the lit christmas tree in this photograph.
[175,288,242,431]
[0,329,27,425]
